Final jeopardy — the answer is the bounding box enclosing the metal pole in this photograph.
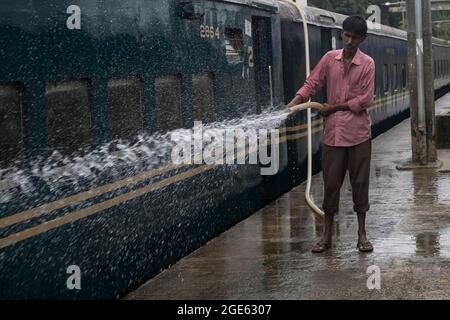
[269,65,273,108]
[406,0,427,164]
[415,0,427,148]
[422,0,438,162]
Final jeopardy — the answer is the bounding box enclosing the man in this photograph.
[288,16,375,253]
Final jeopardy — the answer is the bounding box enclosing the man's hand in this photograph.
[287,95,306,110]
[320,103,335,117]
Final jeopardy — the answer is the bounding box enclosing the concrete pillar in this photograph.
[406,0,427,165]
[422,0,438,162]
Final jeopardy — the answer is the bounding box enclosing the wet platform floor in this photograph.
[126,108,450,300]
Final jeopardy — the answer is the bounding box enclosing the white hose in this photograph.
[284,0,325,217]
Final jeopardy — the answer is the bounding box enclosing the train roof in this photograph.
[213,0,279,12]
[289,3,450,47]
[214,0,450,47]
[216,0,450,46]
[298,5,407,39]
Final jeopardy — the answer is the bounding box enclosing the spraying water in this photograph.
[0,105,294,204]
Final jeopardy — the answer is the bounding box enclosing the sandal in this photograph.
[311,242,331,253]
[357,240,373,252]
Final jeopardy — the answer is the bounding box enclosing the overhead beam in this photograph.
[432,19,450,27]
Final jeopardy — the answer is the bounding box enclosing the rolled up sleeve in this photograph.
[296,53,328,100]
[347,60,375,114]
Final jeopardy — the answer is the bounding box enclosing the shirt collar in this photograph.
[335,49,362,66]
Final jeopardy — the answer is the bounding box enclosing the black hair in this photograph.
[342,16,368,37]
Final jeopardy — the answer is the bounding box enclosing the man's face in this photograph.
[342,31,365,54]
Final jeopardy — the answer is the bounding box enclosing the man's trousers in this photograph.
[321,139,371,215]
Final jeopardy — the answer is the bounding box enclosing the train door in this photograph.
[252,16,280,203]
[252,16,273,113]
[319,28,333,103]
[321,28,332,54]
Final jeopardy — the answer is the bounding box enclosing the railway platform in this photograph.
[125,95,450,300]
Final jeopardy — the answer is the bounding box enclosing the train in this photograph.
[1,0,450,299]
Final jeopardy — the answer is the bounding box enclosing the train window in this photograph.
[192,73,215,123]
[155,75,182,133]
[224,28,244,64]
[402,64,407,89]
[46,80,92,155]
[0,83,24,165]
[383,64,389,93]
[107,77,144,140]
[318,15,335,24]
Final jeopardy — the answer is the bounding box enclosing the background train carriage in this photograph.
[1,0,450,299]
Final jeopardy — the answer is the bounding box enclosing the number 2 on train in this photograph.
[248,46,254,67]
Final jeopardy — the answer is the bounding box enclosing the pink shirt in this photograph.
[297,49,375,147]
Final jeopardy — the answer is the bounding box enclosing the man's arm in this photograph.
[320,103,350,117]
[347,61,376,114]
[287,53,329,110]
[320,61,375,117]
[287,94,307,109]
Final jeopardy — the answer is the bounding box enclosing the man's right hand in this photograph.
[287,95,306,110]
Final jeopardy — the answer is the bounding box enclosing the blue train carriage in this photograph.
[0,0,294,299]
[1,0,450,299]
[433,37,450,96]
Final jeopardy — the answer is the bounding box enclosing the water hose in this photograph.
[288,101,323,114]
[283,0,325,217]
